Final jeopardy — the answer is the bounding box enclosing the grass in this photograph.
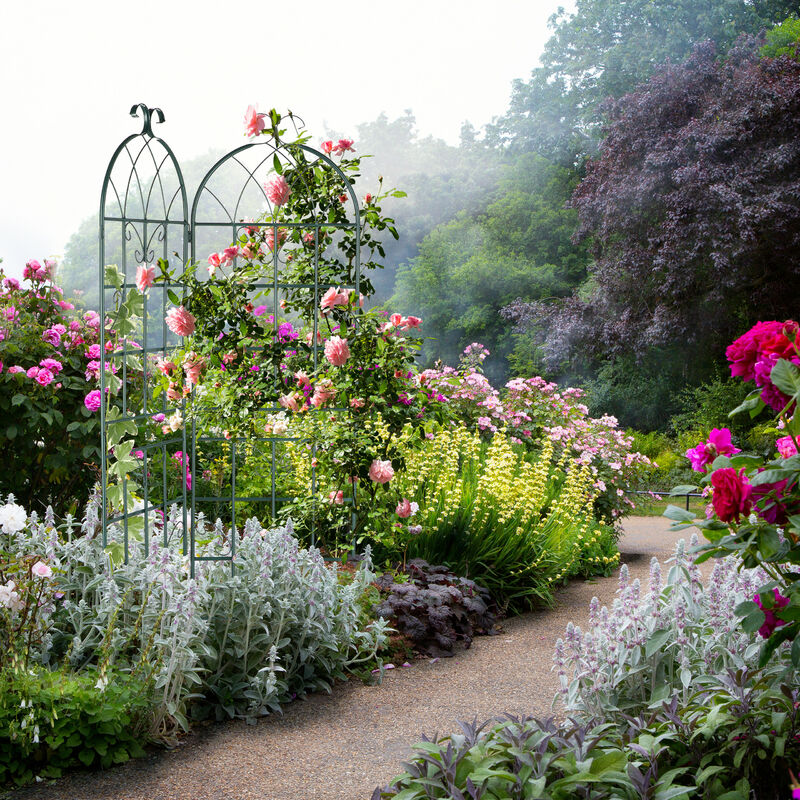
[629,493,706,518]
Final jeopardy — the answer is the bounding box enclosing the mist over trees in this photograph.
[58,2,799,430]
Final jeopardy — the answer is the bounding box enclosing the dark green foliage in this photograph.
[0,666,150,787]
[373,560,497,658]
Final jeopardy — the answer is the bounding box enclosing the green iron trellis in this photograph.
[99,104,361,573]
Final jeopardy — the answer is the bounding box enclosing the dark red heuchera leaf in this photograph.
[511,36,800,366]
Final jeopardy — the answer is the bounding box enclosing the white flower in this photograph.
[169,411,183,432]
[409,502,419,516]
[0,502,27,534]
[0,581,23,611]
[94,674,108,691]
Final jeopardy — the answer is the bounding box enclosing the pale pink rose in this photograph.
[320,287,340,312]
[136,264,155,292]
[167,383,183,402]
[294,371,310,386]
[244,105,266,138]
[221,246,239,265]
[320,140,334,154]
[404,315,422,329]
[165,306,196,336]
[279,393,300,412]
[327,490,344,505]
[777,435,798,458]
[390,313,403,327]
[241,243,261,261]
[312,379,335,407]
[183,353,207,386]
[207,252,222,275]
[157,358,177,376]
[7,366,24,374]
[222,351,238,365]
[332,138,355,155]
[266,228,287,252]
[31,561,52,578]
[324,336,350,366]
[368,459,394,484]
[396,499,412,518]
[265,176,291,207]
[349,397,365,409]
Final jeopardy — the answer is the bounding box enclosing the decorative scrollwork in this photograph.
[130,103,165,138]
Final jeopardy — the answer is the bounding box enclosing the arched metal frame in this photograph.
[99,105,361,571]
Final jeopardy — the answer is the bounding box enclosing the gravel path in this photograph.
[13,516,689,800]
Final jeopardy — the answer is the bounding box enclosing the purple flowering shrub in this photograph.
[420,343,651,522]
[0,262,111,513]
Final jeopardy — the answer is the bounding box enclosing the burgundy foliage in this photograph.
[507,36,800,367]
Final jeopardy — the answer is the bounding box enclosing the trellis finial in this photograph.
[129,103,165,137]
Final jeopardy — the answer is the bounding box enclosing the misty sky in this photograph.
[0,0,567,280]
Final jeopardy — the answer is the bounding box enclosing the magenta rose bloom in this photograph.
[710,467,753,523]
[685,428,740,472]
[726,321,789,382]
[754,588,790,639]
[84,389,102,412]
[777,436,799,458]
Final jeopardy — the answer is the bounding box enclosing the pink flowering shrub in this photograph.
[420,344,651,522]
[0,262,114,512]
[668,320,800,665]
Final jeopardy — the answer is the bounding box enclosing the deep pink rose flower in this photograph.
[726,321,789,382]
[265,176,291,207]
[754,588,790,639]
[324,336,350,367]
[136,264,155,292]
[42,328,61,347]
[320,140,334,154]
[39,358,63,374]
[777,435,799,458]
[751,474,797,525]
[396,499,412,518]
[244,105,266,138]
[710,467,753,523]
[369,459,394,484]
[35,368,54,387]
[685,428,740,472]
[84,389,102,412]
[165,306,196,337]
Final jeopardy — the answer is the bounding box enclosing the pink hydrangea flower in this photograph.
[165,306,196,336]
[84,389,102,412]
[136,264,156,292]
[369,459,394,484]
[324,336,350,366]
[265,176,292,207]
[244,105,266,138]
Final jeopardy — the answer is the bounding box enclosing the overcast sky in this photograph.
[0,0,566,280]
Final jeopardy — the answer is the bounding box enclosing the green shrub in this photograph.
[0,664,150,787]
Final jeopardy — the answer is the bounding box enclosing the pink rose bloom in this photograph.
[85,344,101,359]
[136,264,156,292]
[26,366,40,379]
[3,306,18,323]
[3,277,20,290]
[42,328,61,347]
[167,383,183,402]
[777,435,799,458]
[754,588,790,639]
[349,397,365,409]
[396,499,412,518]
[84,389,102,412]
[389,313,403,327]
[7,366,24,374]
[404,315,422,329]
[327,490,344,505]
[320,140,334,154]
[183,354,207,386]
[222,351,238,365]
[241,243,261,260]
[244,104,266,138]
[253,305,268,317]
[221,246,239,265]
[265,176,292,207]
[39,358,63,374]
[312,380,336,407]
[165,306,196,336]
[324,336,350,366]
[207,252,222,275]
[332,138,355,155]
[320,287,343,312]
[279,393,301,412]
[58,301,74,310]
[369,459,394,484]
[266,228,287,252]
[710,467,752,523]
[685,428,740,472]
[35,368,55,387]
[31,561,52,578]
[157,358,177,376]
